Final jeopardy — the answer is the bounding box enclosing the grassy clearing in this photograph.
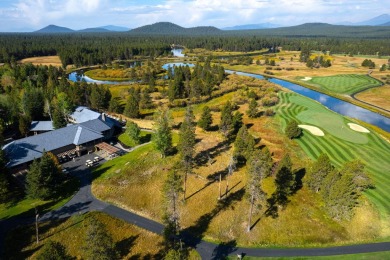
[93,81,389,247]
[298,74,382,95]
[118,130,152,147]
[5,211,165,259]
[355,86,390,111]
[20,56,62,67]
[85,68,133,81]
[276,92,390,233]
[0,177,79,220]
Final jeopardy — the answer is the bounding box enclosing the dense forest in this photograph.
[0,30,389,67]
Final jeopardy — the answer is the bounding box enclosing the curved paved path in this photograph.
[1,152,390,259]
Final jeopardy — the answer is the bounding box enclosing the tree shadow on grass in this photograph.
[212,240,237,260]
[91,165,113,181]
[116,234,139,258]
[186,180,216,200]
[194,140,230,168]
[180,188,245,247]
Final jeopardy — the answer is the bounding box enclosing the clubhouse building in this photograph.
[3,107,120,173]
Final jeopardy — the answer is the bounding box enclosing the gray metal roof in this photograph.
[79,118,112,133]
[3,124,104,168]
[30,121,54,132]
[69,106,100,123]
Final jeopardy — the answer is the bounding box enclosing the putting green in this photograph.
[301,74,382,95]
[276,92,390,218]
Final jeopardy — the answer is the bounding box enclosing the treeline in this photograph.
[0,33,389,66]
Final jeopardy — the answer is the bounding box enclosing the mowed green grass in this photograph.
[238,251,390,260]
[276,92,390,218]
[301,74,382,95]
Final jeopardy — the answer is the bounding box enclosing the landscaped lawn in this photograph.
[299,74,382,95]
[237,251,390,260]
[118,130,152,147]
[0,177,79,220]
[276,92,390,221]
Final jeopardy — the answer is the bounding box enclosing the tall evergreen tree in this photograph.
[178,107,196,200]
[126,121,141,145]
[246,149,271,231]
[108,96,123,114]
[26,151,63,199]
[247,98,259,118]
[307,154,333,193]
[84,217,118,260]
[274,154,295,208]
[197,106,212,131]
[124,88,140,118]
[52,107,67,129]
[219,101,233,139]
[162,163,182,250]
[233,125,255,162]
[153,108,172,158]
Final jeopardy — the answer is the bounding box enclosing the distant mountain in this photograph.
[356,14,390,26]
[130,22,222,35]
[338,14,390,26]
[99,25,129,31]
[379,21,390,26]
[78,27,110,33]
[35,25,74,33]
[222,23,279,30]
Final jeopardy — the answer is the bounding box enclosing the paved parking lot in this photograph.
[61,152,106,178]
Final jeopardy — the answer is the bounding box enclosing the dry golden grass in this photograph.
[93,79,384,247]
[5,212,164,259]
[20,56,62,67]
[355,86,390,111]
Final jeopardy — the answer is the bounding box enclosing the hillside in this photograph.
[78,27,110,33]
[379,21,390,26]
[34,25,74,33]
[227,23,390,38]
[130,22,222,35]
[223,23,279,30]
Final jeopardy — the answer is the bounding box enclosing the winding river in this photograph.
[68,64,390,132]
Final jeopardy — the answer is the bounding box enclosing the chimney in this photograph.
[102,113,106,121]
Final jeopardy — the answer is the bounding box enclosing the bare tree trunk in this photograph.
[247,194,254,232]
[225,174,229,198]
[35,208,39,244]
[218,173,222,200]
[183,172,187,201]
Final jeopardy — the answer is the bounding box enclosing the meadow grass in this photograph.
[92,84,390,247]
[85,68,132,81]
[300,74,382,95]
[355,85,390,111]
[20,56,62,67]
[5,212,165,259]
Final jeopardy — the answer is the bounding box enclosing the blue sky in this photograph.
[0,0,389,31]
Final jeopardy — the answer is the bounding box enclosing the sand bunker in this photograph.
[347,123,370,133]
[298,125,325,136]
[301,77,312,81]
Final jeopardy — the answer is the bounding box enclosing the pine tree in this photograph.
[232,111,243,134]
[108,96,123,114]
[233,125,255,162]
[140,88,153,109]
[153,109,172,158]
[247,98,259,118]
[197,106,212,131]
[126,121,141,145]
[178,107,196,200]
[124,88,140,118]
[246,149,271,231]
[37,240,71,260]
[52,107,67,129]
[219,101,233,139]
[162,163,182,250]
[285,120,301,139]
[307,154,333,192]
[274,154,295,208]
[26,151,63,199]
[84,217,118,260]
